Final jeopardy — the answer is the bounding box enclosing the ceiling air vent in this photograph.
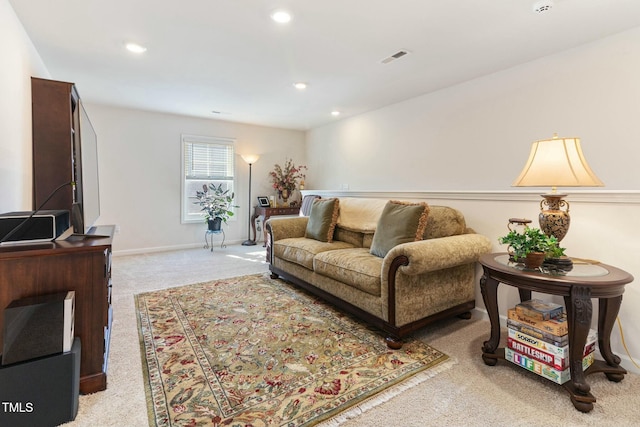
[381,50,411,64]
[533,1,554,13]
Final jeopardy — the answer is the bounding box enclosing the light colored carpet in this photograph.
[64,245,640,426]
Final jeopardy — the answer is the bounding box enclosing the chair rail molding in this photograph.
[301,190,640,205]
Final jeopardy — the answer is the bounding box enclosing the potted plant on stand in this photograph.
[499,226,566,270]
[194,183,238,232]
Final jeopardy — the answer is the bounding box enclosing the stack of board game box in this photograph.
[505,299,597,384]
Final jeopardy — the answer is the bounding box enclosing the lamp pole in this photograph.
[241,155,259,246]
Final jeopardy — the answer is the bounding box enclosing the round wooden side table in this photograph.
[479,253,634,412]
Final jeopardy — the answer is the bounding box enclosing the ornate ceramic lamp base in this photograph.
[539,193,570,241]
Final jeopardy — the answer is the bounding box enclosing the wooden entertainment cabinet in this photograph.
[0,77,112,394]
[0,227,114,394]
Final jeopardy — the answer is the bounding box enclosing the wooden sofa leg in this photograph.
[457,311,472,320]
[270,272,279,279]
[385,337,403,350]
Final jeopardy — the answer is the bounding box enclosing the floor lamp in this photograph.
[241,154,259,246]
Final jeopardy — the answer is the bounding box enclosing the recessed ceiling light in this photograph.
[293,82,307,90]
[331,111,341,117]
[271,10,292,24]
[125,42,147,54]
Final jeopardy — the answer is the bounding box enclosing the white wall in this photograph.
[307,27,640,192]
[85,103,306,253]
[0,0,49,212]
[305,28,640,373]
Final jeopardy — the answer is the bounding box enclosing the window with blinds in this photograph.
[181,134,236,223]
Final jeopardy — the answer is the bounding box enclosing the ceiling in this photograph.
[9,0,640,131]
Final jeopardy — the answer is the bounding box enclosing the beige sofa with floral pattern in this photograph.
[266,197,492,348]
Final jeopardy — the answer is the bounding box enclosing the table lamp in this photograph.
[512,134,603,241]
[241,154,259,246]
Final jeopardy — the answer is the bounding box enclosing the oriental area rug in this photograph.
[135,274,453,427]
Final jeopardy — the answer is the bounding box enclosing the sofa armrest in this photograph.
[266,216,309,241]
[384,233,492,275]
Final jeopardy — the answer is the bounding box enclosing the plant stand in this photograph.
[204,229,226,251]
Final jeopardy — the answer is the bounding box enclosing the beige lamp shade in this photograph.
[241,154,260,164]
[512,134,603,188]
[512,134,603,243]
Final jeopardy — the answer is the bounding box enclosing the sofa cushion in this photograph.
[333,226,366,248]
[422,205,467,239]
[273,237,355,270]
[305,198,340,242]
[337,197,388,232]
[314,248,382,296]
[362,232,375,249]
[370,200,430,258]
[299,194,320,216]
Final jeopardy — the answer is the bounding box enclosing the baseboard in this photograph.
[112,239,247,256]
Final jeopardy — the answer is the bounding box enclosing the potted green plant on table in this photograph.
[194,183,238,232]
[498,226,566,269]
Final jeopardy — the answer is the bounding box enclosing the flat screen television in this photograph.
[73,101,101,235]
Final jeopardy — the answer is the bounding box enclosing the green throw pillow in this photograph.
[370,200,430,258]
[305,198,340,242]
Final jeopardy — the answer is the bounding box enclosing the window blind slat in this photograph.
[185,141,234,179]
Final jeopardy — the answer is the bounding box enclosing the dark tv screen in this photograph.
[78,102,100,234]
